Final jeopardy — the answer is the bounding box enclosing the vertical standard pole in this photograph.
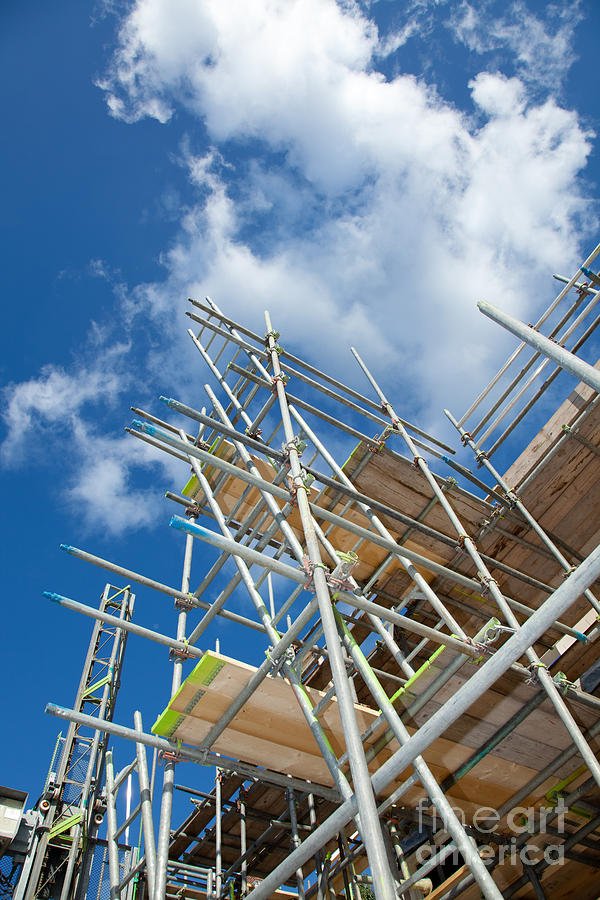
[334,609,502,900]
[105,751,121,900]
[243,545,600,900]
[307,793,324,884]
[154,524,195,900]
[215,769,222,899]
[264,312,397,900]
[286,789,305,900]
[239,789,247,896]
[134,711,157,898]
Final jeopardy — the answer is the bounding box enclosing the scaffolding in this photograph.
[7,244,600,900]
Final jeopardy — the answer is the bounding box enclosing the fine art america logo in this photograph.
[415,798,568,867]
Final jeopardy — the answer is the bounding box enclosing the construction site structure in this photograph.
[1,585,135,900]
[3,243,600,900]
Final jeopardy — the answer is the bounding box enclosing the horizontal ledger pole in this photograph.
[477,300,600,394]
[44,705,339,802]
[244,543,600,900]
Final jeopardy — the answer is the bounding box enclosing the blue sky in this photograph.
[1,0,599,821]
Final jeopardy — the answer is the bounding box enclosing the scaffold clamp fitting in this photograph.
[483,622,516,645]
[265,644,295,676]
[264,329,280,346]
[286,470,314,506]
[270,372,289,392]
[160,739,183,764]
[526,661,548,685]
[474,448,488,467]
[477,573,499,597]
[463,635,492,665]
[327,550,359,591]
[175,593,196,611]
[562,565,578,578]
[300,554,329,591]
[169,638,195,661]
[456,533,470,552]
[460,431,473,446]
[282,435,308,458]
[369,425,393,453]
[553,671,574,696]
[368,435,385,453]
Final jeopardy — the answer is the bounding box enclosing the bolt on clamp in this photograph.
[526,661,548,685]
[175,593,197,611]
[300,554,329,591]
[327,550,360,591]
[270,372,289,391]
[282,435,308,457]
[169,638,195,661]
[160,740,184,764]
[477,573,499,596]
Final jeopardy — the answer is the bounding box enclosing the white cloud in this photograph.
[4,0,596,537]
[67,428,179,534]
[0,339,181,534]
[450,1,582,92]
[1,360,123,464]
[96,0,594,422]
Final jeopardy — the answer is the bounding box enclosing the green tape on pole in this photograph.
[389,644,446,705]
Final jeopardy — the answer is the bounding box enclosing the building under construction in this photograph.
[3,244,600,900]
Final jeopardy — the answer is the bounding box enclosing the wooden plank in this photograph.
[424,866,469,900]
[502,368,599,491]
[151,651,590,821]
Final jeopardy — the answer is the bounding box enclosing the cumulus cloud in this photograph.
[95,0,593,424]
[1,356,124,465]
[66,427,179,534]
[0,338,180,534]
[4,0,596,535]
[450,0,582,93]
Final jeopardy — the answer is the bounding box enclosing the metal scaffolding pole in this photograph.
[242,544,600,900]
[349,346,600,790]
[154,522,195,900]
[477,299,600,393]
[264,310,397,900]
[333,608,501,900]
[134,711,157,897]
[26,257,600,900]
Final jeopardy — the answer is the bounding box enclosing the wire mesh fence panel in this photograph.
[0,855,22,900]
[84,844,110,900]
